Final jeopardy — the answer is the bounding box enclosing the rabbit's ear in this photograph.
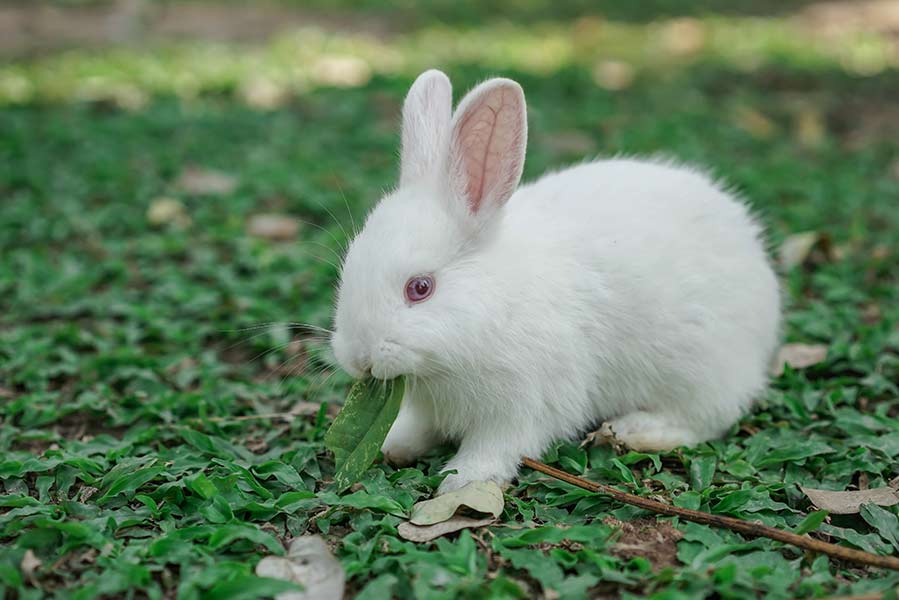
[400,70,453,186]
[447,78,527,216]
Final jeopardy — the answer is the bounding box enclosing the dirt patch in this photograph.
[0,0,396,57]
[797,0,899,37]
[603,517,683,570]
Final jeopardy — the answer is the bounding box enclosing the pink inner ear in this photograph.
[455,87,523,213]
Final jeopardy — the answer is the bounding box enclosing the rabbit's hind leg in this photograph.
[605,411,708,452]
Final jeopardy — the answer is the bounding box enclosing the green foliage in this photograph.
[1,1,898,598]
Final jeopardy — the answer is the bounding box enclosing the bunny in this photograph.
[331,70,781,494]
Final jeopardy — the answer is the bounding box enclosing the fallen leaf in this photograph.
[256,535,345,600]
[397,516,496,543]
[771,343,828,376]
[240,77,290,110]
[290,401,324,417]
[77,486,100,503]
[778,231,835,270]
[20,549,41,583]
[245,436,269,453]
[410,480,504,526]
[247,214,301,241]
[861,302,883,325]
[800,485,899,515]
[312,56,371,88]
[658,18,706,56]
[871,244,891,260]
[580,421,623,451]
[733,106,776,139]
[859,472,870,491]
[592,60,635,91]
[175,167,237,195]
[147,197,191,228]
[794,107,826,148]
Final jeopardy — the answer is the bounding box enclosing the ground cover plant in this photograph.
[1,1,898,598]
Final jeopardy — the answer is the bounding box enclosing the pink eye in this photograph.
[405,275,435,303]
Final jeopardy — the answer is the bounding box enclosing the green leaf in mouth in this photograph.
[325,376,405,493]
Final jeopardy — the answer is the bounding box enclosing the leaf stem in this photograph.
[522,457,899,572]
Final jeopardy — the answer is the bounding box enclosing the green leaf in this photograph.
[324,377,405,493]
[499,524,609,549]
[712,490,754,515]
[793,511,828,535]
[356,574,398,600]
[818,524,894,555]
[208,524,284,555]
[860,503,899,551]
[690,454,717,490]
[674,491,702,511]
[205,575,301,600]
[97,465,164,504]
[201,495,235,524]
[186,472,218,500]
[756,441,834,467]
[0,495,42,508]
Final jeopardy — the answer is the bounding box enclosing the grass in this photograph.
[1,2,899,598]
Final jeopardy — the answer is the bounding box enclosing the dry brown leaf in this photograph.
[20,549,41,582]
[255,535,345,600]
[398,516,496,543]
[580,421,624,451]
[794,108,826,148]
[771,343,828,376]
[240,77,290,110]
[175,167,237,196]
[290,401,322,416]
[147,197,191,228]
[247,214,301,241]
[800,485,899,515]
[778,231,835,270]
[410,481,504,526]
[658,18,706,56]
[592,60,635,91]
[734,107,776,139]
[312,56,371,88]
[77,486,99,503]
[871,244,891,260]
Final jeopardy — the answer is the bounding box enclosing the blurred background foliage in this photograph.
[2,0,898,104]
[1,1,898,598]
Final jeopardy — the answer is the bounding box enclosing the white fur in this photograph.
[331,71,781,494]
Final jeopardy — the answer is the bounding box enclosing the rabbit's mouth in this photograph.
[334,333,437,381]
[370,339,415,381]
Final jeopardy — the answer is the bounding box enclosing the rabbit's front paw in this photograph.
[380,422,432,467]
[437,457,515,495]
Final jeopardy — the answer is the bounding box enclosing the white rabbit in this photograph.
[331,70,781,494]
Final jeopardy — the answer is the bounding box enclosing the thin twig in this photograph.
[522,457,899,572]
[190,412,298,423]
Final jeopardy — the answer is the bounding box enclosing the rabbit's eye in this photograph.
[405,275,435,304]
